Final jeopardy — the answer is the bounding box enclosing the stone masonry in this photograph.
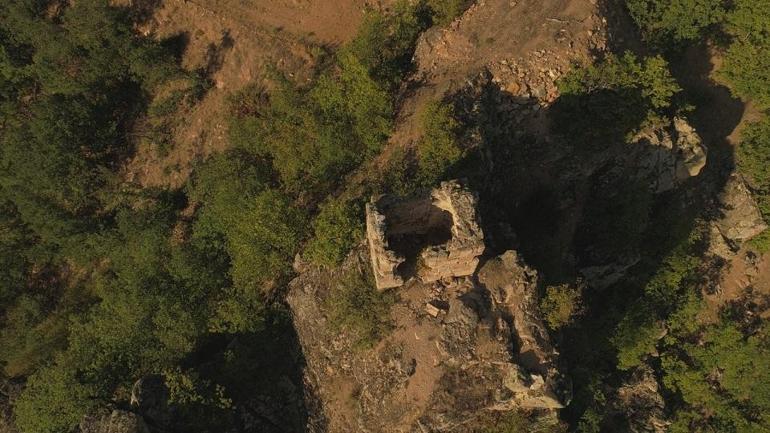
[366,180,485,291]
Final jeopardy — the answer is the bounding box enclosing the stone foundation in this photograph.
[366,180,485,291]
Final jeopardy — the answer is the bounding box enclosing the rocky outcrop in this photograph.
[705,173,767,262]
[79,410,149,433]
[477,251,569,410]
[288,245,568,433]
[610,366,669,433]
[580,256,641,290]
[630,117,708,193]
[716,174,767,245]
[366,181,485,291]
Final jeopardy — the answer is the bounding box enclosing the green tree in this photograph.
[417,101,464,185]
[14,360,98,433]
[720,0,770,110]
[553,53,681,150]
[425,0,471,27]
[305,197,364,268]
[625,0,727,45]
[663,322,770,432]
[347,1,430,89]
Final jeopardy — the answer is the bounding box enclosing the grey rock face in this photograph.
[716,173,768,245]
[79,410,149,433]
[611,366,670,433]
[629,117,707,193]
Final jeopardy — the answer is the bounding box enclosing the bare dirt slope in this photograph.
[125,0,389,188]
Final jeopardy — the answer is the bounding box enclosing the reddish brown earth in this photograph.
[124,0,393,188]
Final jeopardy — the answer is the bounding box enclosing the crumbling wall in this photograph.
[366,180,485,291]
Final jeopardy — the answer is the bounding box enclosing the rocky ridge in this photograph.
[289,184,570,432]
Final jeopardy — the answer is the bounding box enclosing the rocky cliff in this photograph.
[288,183,570,432]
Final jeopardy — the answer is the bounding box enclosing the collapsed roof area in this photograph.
[366,180,486,290]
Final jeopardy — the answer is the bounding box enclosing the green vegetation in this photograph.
[663,320,770,432]
[720,0,770,110]
[348,2,430,90]
[425,0,471,26]
[305,197,365,267]
[2,0,770,432]
[736,118,770,251]
[417,101,465,186]
[625,0,727,45]
[13,362,98,433]
[553,52,681,149]
[540,283,583,330]
[551,22,770,428]
[324,267,396,349]
[0,0,452,430]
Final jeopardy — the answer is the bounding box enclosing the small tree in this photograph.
[540,283,584,330]
[305,197,364,268]
[417,101,463,186]
[625,0,727,46]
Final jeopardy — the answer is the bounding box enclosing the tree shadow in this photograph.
[125,0,164,27]
[438,57,744,427]
[174,309,320,433]
[595,0,648,56]
[203,30,235,79]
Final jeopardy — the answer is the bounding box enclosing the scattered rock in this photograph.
[425,302,445,317]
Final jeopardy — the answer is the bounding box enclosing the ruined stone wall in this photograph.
[366,180,485,291]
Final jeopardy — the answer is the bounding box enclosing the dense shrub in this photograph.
[229,64,392,193]
[187,152,306,332]
[540,283,584,330]
[612,227,703,370]
[305,197,364,268]
[13,361,98,433]
[553,53,681,149]
[417,101,464,186]
[325,267,396,349]
[625,0,727,45]
[662,322,770,432]
[425,0,471,27]
[720,0,770,110]
[347,1,430,89]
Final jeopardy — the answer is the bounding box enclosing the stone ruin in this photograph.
[366,180,485,291]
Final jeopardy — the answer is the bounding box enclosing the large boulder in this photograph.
[629,117,707,193]
[716,173,767,245]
